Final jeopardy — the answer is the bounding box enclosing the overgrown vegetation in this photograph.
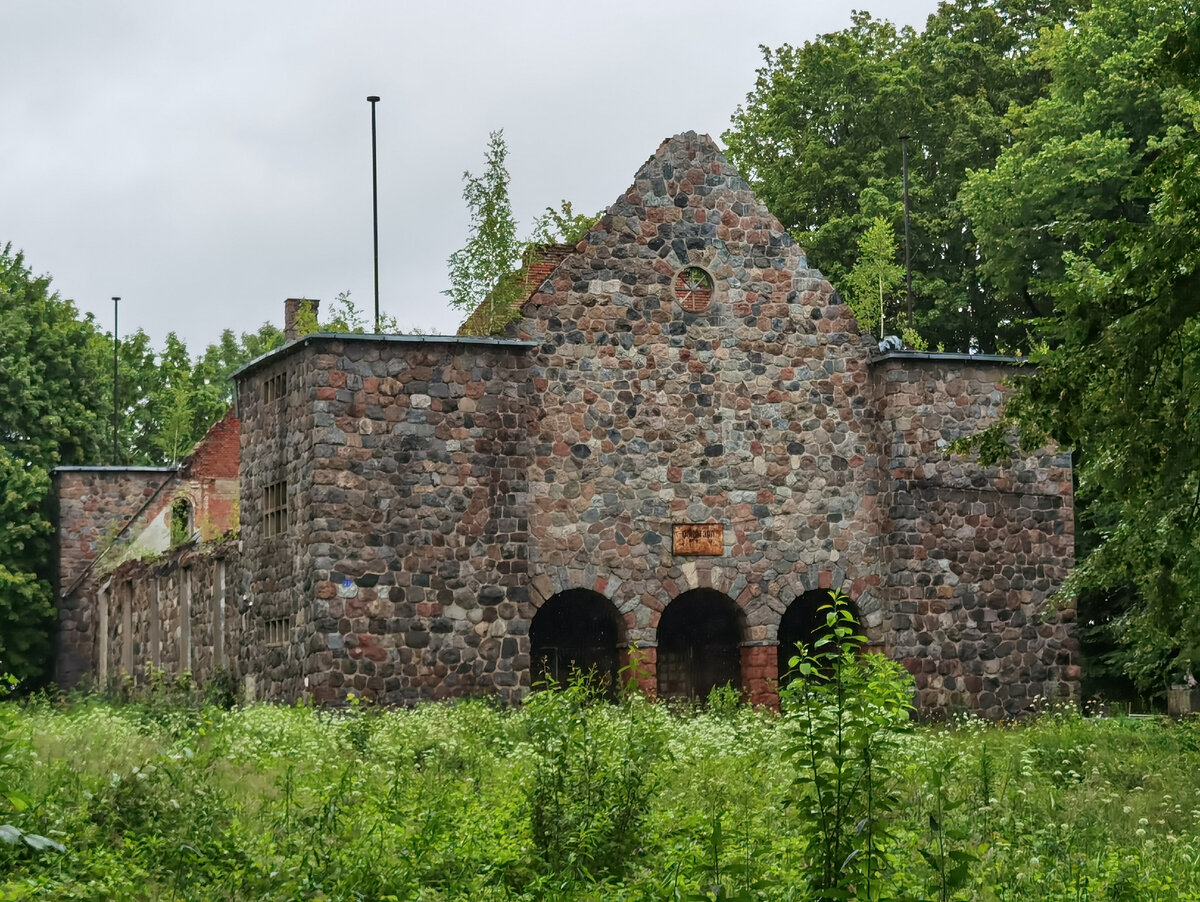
[954,0,1200,697]
[445,130,598,336]
[3,634,1200,898]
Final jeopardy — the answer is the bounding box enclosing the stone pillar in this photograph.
[97,583,109,688]
[741,644,779,708]
[121,585,132,677]
[214,561,226,669]
[180,569,191,673]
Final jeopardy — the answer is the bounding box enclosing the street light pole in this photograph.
[368,95,381,333]
[112,296,120,464]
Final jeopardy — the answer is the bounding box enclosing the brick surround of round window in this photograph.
[674,266,713,312]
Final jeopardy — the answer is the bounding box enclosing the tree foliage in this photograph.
[0,246,106,469]
[0,245,108,681]
[98,323,284,467]
[445,131,525,335]
[723,2,1081,352]
[528,200,596,247]
[843,216,906,338]
[958,0,1200,690]
[446,133,599,336]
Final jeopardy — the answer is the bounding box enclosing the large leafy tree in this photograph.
[961,0,1200,691]
[97,324,284,466]
[723,1,1079,352]
[0,245,107,681]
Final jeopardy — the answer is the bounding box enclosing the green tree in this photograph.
[0,451,56,680]
[723,2,1080,352]
[445,135,600,336]
[190,323,285,432]
[444,131,524,335]
[96,323,286,467]
[91,326,159,466]
[0,245,107,681]
[843,216,905,338]
[0,246,107,468]
[148,332,195,464]
[959,0,1200,692]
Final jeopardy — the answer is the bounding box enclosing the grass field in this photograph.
[2,671,1199,901]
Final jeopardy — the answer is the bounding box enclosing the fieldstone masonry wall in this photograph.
[237,349,315,702]
[236,335,536,705]
[875,355,1077,714]
[511,132,890,706]
[57,132,1077,717]
[96,541,248,690]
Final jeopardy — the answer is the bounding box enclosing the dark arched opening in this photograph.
[656,589,743,699]
[530,590,622,691]
[777,589,862,687]
[170,496,193,547]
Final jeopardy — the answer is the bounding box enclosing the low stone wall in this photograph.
[97,540,245,690]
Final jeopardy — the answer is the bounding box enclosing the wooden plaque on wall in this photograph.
[672,522,724,556]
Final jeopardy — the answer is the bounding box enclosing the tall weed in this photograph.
[779,590,914,898]
[519,672,670,882]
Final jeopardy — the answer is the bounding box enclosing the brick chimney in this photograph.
[283,298,320,342]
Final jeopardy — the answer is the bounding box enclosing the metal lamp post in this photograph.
[368,95,381,333]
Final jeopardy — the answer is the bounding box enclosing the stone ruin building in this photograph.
[53,132,1079,717]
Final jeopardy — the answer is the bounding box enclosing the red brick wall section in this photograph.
[620,646,658,698]
[457,244,576,336]
[178,408,241,537]
[183,408,240,480]
[741,645,779,708]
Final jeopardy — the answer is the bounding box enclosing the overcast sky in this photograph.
[3,0,941,350]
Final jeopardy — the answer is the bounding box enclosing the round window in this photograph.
[674,266,713,312]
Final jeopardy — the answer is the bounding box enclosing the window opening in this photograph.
[170,496,193,547]
[265,616,294,647]
[262,480,288,538]
[674,266,714,313]
[264,371,287,404]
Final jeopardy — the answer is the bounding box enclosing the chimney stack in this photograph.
[284,298,320,342]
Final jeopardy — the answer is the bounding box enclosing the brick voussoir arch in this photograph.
[526,564,644,643]
[770,564,883,645]
[527,566,624,608]
[657,563,773,644]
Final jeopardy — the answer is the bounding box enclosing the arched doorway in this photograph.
[530,590,622,691]
[777,589,861,687]
[656,589,743,699]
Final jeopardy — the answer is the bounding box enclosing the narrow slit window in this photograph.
[262,480,288,538]
[265,616,294,647]
[264,371,287,404]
